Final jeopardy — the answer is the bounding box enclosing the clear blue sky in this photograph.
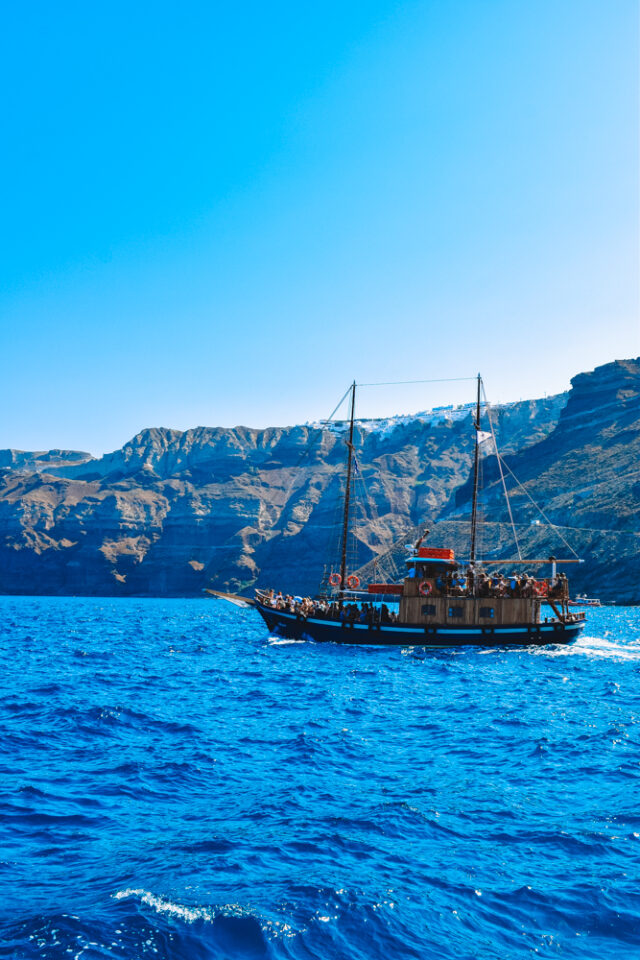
[1,0,638,454]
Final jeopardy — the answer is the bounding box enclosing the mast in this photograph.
[469,373,482,567]
[339,381,357,596]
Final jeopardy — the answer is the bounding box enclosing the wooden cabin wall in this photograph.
[399,594,541,625]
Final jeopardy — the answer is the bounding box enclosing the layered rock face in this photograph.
[0,449,93,472]
[444,358,640,601]
[0,359,637,601]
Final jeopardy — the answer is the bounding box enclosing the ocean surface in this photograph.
[1,598,639,960]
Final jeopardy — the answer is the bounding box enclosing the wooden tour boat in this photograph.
[252,376,587,647]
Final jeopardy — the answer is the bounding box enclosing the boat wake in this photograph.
[267,635,307,646]
[542,634,640,661]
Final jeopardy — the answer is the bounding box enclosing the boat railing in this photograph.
[401,577,570,601]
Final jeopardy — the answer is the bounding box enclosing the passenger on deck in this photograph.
[451,574,465,596]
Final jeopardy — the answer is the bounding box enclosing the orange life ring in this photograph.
[419,580,432,596]
[329,572,342,587]
[346,575,360,589]
[534,580,548,597]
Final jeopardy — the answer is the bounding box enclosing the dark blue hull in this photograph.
[256,602,585,647]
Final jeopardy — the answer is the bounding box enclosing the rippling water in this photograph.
[1,598,639,959]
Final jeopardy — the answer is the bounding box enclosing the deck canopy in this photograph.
[405,556,457,566]
[405,547,456,570]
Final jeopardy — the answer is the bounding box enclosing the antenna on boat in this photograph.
[469,373,482,568]
[338,381,357,600]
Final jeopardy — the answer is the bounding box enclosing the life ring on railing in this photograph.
[534,580,548,597]
[346,575,360,590]
[329,572,342,587]
[419,580,432,596]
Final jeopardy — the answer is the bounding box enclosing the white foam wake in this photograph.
[113,888,296,937]
[267,636,306,645]
[114,888,227,923]
[542,635,640,662]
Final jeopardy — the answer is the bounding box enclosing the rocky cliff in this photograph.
[443,357,640,600]
[0,358,637,601]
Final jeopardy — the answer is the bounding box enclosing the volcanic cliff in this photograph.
[0,358,637,601]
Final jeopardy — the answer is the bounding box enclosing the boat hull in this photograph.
[256,603,585,647]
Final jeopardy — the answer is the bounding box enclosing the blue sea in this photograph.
[1,598,639,959]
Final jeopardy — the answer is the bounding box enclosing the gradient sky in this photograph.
[1,0,638,455]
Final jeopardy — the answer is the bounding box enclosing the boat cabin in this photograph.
[399,547,544,626]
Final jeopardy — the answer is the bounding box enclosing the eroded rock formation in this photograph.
[0,359,637,601]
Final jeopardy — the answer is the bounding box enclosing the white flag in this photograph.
[477,430,493,447]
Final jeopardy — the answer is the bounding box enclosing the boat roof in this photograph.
[405,556,456,565]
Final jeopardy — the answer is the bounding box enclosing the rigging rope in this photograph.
[208,383,355,588]
[486,457,580,557]
[351,455,399,583]
[422,518,639,537]
[281,383,353,506]
[321,384,355,425]
[482,386,522,561]
[357,376,477,387]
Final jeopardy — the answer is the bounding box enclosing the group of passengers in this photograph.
[418,569,568,600]
[260,590,398,624]
[468,571,567,599]
[259,570,568,619]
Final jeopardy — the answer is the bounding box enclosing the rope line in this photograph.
[496,458,580,557]
[417,518,640,536]
[282,383,356,504]
[482,389,522,561]
[352,455,398,582]
[320,383,354,425]
[357,376,477,387]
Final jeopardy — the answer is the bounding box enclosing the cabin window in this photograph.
[421,604,436,616]
[480,607,494,619]
[448,606,463,618]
